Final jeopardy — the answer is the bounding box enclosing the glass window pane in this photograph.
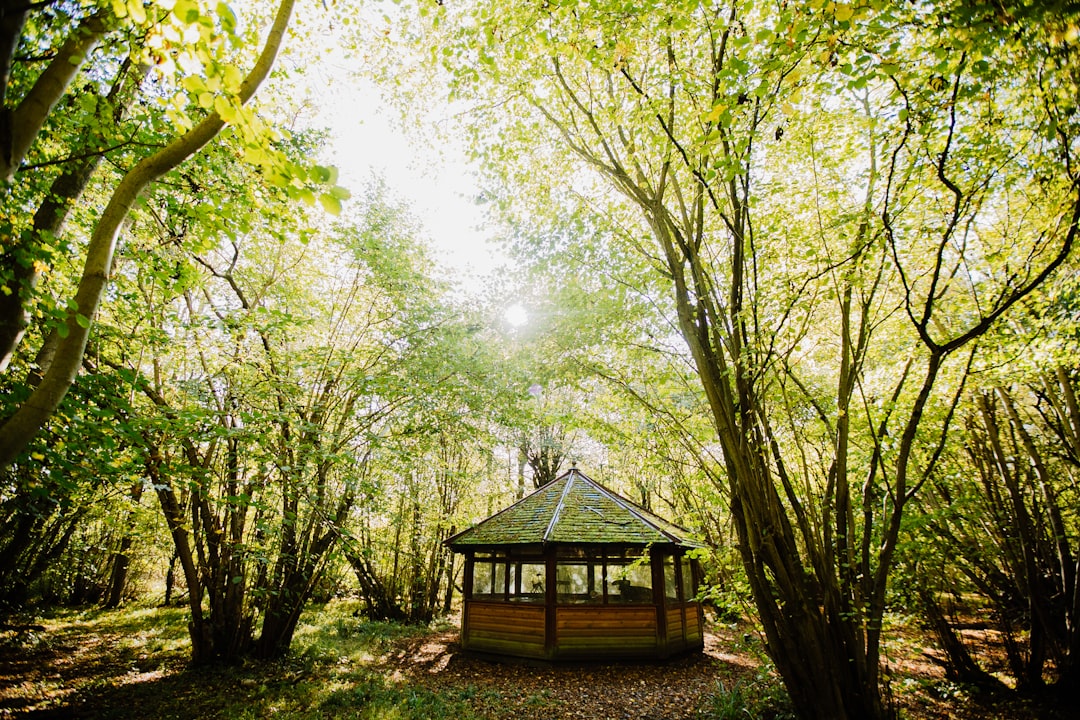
[556,563,602,604]
[473,561,494,599]
[607,561,653,603]
[494,561,507,598]
[556,564,586,602]
[680,557,695,601]
[664,555,678,602]
[510,563,546,602]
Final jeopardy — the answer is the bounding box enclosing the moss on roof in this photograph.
[446,468,702,550]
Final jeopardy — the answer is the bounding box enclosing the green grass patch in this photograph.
[698,668,796,720]
[0,601,489,720]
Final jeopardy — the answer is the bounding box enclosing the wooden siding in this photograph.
[553,605,658,658]
[460,599,703,661]
[666,606,686,641]
[685,604,703,641]
[663,603,705,655]
[463,601,547,658]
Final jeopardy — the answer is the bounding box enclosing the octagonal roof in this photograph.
[445,467,702,550]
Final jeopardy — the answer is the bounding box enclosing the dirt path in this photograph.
[0,610,1066,719]
[378,628,762,720]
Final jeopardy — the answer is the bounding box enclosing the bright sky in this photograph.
[274,5,512,296]
[319,78,507,287]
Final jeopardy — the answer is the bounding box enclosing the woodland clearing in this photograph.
[0,602,1064,719]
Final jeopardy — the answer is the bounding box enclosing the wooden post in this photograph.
[674,554,687,649]
[545,549,557,658]
[462,552,474,649]
[651,547,667,655]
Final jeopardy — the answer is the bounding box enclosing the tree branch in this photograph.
[0,0,297,468]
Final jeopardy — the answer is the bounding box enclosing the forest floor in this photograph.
[0,601,1069,719]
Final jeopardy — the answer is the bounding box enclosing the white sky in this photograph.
[270,6,511,293]
[319,79,507,287]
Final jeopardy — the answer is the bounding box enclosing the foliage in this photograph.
[700,672,797,720]
[397,0,1080,717]
[2,3,1080,718]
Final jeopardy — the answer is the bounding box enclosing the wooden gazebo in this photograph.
[445,467,705,661]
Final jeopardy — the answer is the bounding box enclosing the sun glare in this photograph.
[505,303,528,327]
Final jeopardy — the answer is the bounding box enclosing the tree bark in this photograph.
[0,11,108,184]
[103,480,144,609]
[1,57,148,371]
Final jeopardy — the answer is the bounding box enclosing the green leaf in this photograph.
[128,0,147,24]
[75,314,91,329]
[319,193,342,215]
[173,0,200,24]
[213,95,237,122]
[181,75,207,93]
[217,2,238,34]
[309,165,333,183]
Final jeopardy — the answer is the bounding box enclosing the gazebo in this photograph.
[445,467,705,661]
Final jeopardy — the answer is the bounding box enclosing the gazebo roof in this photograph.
[446,467,703,550]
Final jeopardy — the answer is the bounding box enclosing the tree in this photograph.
[911,271,1080,694]
[422,0,1080,717]
[0,0,344,468]
[0,336,156,609]
[80,170,444,661]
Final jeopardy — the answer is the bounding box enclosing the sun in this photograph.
[504,303,528,327]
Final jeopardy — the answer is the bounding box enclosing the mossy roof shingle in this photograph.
[446,468,702,549]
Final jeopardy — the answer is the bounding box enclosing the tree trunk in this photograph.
[919,587,1003,688]
[103,481,144,609]
[346,547,408,622]
[1,56,147,370]
[149,448,213,664]
[442,533,457,614]
[0,12,108,186]
[163,550,177,606]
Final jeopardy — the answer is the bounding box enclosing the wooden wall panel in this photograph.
[553,606,658,657]
[460,600,704,660]
[464,601,546,658]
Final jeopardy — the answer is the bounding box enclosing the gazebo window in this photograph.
[556,562,601,604]
[663,555,679,602]
[510,562,546,602]
[606,560,652,603]
[680,556,695,601]
[471,553,502,599]
[554,549,654,605]
[473,553,547,602]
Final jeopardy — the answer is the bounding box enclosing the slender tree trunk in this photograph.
[104,480,144,608]
[0,11,108,186]
[1,57,147,370]
[149,447,213,663]
[442,530,457,614]
[163,550,177,606]
[918,586,1003,688]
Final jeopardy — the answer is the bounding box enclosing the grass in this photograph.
[2,601,1067,720]
[0,601,485,720]
[698,668,797,720]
